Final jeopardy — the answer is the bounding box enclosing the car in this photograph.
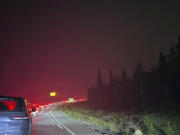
[0,96,32,135]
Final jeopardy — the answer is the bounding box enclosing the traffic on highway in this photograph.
[0,96,100,135]
[1,1,180,135]
[0,96,32,135]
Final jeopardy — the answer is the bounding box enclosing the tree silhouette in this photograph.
[87,36,180,111]
[175,36,180,71]
[175,36,180,57]
[167,45,176,63]
[97,68,103,88]
[133,61,146,108]
[121,68,127,82]
[158,51,169,80]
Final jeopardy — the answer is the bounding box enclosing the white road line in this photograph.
[57,123,63,129]
[51,118,55,122]
[50,110,76,135]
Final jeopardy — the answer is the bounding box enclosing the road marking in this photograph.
[50,110,76,135]
[51,118,55,122]
[57,123,63,129]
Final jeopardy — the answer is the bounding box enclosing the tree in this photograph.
[133,61,146,108]
[175,36,180,57]
[133,61,144,81]
[158,51,168,80]
[167,45,176,63]
[96,68,103,88]
[167,45,176,80]
[157,51,172,105]
[175,36,180,71]
[108,69,114,86]
[159,52,166,67]
[121,68,127,82]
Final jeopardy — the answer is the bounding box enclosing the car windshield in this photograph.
[0,99,25,112]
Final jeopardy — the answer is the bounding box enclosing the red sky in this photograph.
[0,0,180,103]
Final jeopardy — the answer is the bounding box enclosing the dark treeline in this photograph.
[88,36,180,111]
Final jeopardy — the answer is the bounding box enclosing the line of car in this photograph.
[0,96,33,135]
[0,96,47,135]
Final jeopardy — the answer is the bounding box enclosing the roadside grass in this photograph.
[58,102,180,135]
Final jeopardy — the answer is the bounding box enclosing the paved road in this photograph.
[32,111,69,135]
[32,110,101,135]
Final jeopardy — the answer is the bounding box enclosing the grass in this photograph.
[57,102,180,135]
[143,113,178,135]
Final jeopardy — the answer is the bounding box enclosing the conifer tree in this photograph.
[97,68,103,88]
[121,68,127,82]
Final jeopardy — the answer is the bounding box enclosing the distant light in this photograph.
[50,92,56,97]
[68,98,75,103]
[78,98,87,102]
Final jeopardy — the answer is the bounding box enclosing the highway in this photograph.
[32,109,101,135]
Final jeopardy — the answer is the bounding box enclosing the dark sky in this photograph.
[0,0,180,103]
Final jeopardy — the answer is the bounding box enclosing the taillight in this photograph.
[10,116,29,120]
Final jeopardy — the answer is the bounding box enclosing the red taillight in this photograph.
[0,100,17,111]
[10,116,29,120]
